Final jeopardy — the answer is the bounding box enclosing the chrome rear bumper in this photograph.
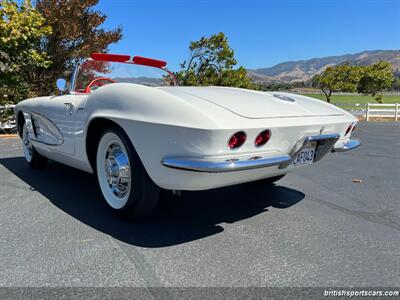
[162,155,291,173]
[332,139,361,152]
[162,134,359,173]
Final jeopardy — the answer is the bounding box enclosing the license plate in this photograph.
[290,142,317,167]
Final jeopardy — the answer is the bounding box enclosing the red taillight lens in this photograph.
[345,124,353,136]
[228,131,246,149]
[255,129,271,147]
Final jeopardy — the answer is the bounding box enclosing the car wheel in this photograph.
[22,123,48,169]
[96,127,160,220]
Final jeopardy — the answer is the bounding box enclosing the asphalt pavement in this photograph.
[0,122,399,289]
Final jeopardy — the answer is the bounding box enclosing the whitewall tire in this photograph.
[22,123,47,168]
[96,127,160,220]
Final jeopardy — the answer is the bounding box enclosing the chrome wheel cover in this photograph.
[97,132,132,209]
[104,142,131,198]
[22,125,33,162]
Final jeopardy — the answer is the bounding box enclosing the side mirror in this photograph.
[56,78,67,94]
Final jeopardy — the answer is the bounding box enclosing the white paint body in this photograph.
[14,84,357,190]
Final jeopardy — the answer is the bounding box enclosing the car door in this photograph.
[35,94,88,156]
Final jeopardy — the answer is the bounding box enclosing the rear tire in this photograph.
[22,123,48,169]
[96,126,160,221]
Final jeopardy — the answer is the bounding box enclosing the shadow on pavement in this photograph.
[0,157,305,247]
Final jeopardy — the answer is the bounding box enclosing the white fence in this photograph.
[333,103,400,121]
[365,103,399,121]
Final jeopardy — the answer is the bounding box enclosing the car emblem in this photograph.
[273,94,296,102]
[64,102,74,115]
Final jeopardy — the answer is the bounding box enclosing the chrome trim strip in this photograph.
[273,94,296,102]
[22,112,36,139]
[69,62,81,92]
[332,139,361,152]
[161,133,342,173]
[161,155,291,173]
[29,138,61,147]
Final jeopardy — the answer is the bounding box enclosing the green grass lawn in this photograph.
[301,94,400,105]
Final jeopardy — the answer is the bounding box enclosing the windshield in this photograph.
[73,59,176,93]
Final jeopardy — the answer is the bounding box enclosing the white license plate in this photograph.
[290,142,317,167]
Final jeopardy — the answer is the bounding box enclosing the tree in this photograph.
[0,0,52,104]
[312,64,360,103]
[176,32,257,89]
[35,0,122,94]
[391,69,400,91]
[357,61,394,103]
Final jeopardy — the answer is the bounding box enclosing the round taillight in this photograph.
[228,131,246,149]
[255,129,271,147]
[345,124,353,136]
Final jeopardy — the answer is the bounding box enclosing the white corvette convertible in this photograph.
[14,53,360,220]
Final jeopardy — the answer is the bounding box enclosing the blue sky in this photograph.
[96,0,400,71]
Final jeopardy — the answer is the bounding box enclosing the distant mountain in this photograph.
[248,50,400,83]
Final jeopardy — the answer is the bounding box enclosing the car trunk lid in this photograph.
[157,86,344,119]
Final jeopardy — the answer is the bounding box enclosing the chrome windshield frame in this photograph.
[69,62,81,93]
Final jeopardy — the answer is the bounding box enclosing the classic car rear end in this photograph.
[111,87,360,190]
